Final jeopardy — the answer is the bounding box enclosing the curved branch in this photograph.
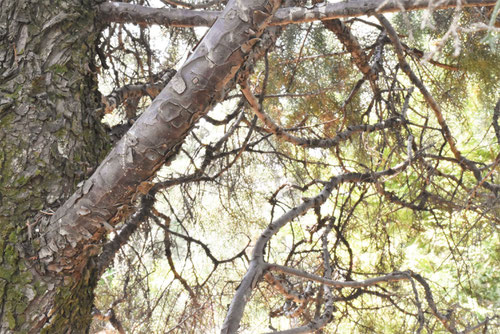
[267,264,410,289]
[241,80,405,148]
[221,157,419,333]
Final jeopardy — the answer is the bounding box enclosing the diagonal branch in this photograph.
[322,19,378,83]
[37,0,285,274]
[101,70,175,115]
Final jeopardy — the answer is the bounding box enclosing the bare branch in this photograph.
[241,80,405,148]
[98,1,498,28]
[272,0,498,26]
[267,264,410,289]
[161,0,226,10]
[96,192,156,276]
[98,2,219,27]
[322,19,378,83]
[221,158,419,333]
[101,70,175,115]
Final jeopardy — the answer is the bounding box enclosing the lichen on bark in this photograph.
[0,0,109,331]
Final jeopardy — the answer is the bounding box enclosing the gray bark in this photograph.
[99,1,219,27]
[1,0,496,332]
[99,0,498,27]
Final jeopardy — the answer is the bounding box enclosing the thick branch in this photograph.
[98,0,498,27]
[161,0,225,9]
[38,0,284,274]
[102,82,163,114]
[102,69,176,115]
[272,0,498,26]
[99,2,219,27]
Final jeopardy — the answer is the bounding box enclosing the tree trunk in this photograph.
[0,0,108,332]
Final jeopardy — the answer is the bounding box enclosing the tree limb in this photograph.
[101,70,175,115]
[98,0,498,28]
[268,264,410,289]
[221,158,419,333]
[38,0,285,274]
[98,2,219,27]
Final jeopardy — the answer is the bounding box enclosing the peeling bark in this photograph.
[0,0,109,332]
[272,0,498,25]
[1,0,497,332]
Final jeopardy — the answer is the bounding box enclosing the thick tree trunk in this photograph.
[0,0,108,332]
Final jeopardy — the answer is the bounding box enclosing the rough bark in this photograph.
[272,0,498,25]
[0,0,109,332]
[99,0,498,27]
[0,0,285,331]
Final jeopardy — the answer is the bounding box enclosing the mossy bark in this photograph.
[0,0,109,331]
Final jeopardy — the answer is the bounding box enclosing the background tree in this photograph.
[0,0,499,333]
